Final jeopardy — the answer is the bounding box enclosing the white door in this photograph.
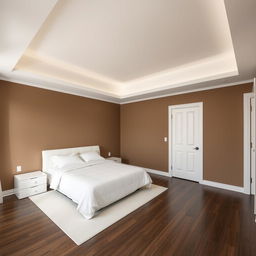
[251,97,255,195]
[169,103,203,182]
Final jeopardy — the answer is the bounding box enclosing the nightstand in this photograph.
[14,171,47,199]
[107,157,122,163]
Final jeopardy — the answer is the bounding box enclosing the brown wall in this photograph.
[121,83,252,187]
[0,80,252,190]
[0,81,120,190]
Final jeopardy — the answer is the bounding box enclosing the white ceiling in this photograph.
[0,0,58,71]
[0,0,255,103]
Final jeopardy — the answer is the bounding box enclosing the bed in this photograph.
[42,145,152,219]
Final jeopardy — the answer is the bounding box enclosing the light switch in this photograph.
[164,137,168,142]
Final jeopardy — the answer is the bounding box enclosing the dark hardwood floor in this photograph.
[0,175,256,256]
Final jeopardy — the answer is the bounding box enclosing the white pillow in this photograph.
[80,151,105,162]
[51,154,84,169]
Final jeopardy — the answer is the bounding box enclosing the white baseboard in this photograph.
[200,180,245,193]
[146,169,170,177]
[2,189,15,197]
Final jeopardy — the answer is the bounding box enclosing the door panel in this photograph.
[187,111,195,145]
[187,152,195,171]
[175,151,183,170]
[171,104,202,182]
[175,112,183,145]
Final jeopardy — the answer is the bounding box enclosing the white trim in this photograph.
[253,78,256,215]
[243,93,254,194]
[200,180,245,194]
[121,79,254,104]
[1,177,245,197]
[122,69,238,98]
[2,189,15,197]
[0,72,253,105]
[0,75,120,104]
[168,102,203,183]
[146,169,170,177]
[120,51,238,97]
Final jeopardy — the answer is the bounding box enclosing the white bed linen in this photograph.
[50,160,152,219]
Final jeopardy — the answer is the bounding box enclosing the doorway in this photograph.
[169,102,203,182]
[244,92,255,195]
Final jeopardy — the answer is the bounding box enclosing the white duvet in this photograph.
[50,160,152,219]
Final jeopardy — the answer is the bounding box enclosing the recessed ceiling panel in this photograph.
[5,0,248,101]
[22,0,234,81]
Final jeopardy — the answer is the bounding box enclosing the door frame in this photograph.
[168,102,203,182]
[243,92,254,194]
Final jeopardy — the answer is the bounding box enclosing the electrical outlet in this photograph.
[108,152,111,157]
[16,166,22,172]
[164,137,168,142]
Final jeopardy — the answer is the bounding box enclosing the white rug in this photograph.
[29,184,167,245]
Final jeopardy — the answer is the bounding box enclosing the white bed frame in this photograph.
[42,145,100,182]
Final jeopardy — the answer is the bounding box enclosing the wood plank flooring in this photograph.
[0,175,256,256]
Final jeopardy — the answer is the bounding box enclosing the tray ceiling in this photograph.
[0,0,255,103]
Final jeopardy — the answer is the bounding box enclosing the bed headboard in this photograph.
[42,145,100,173]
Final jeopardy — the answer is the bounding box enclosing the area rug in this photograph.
[29,184,167,245]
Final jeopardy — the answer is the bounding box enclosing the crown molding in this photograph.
[0,71,121,104]
[120,51,238,97]
[0,71,253,105]
[18,50,122,93]
[15,50,238,99]
[120,79,254,104]
[120,70,238,99]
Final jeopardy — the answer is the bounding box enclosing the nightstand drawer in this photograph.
[16,184,47,199]
[15,176,47,189]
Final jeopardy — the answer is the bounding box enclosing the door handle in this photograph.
[193,147,199,150]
